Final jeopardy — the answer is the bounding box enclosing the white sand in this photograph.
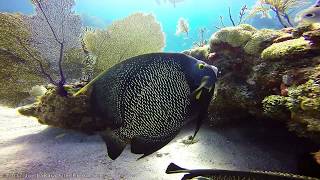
[0,106,300,180]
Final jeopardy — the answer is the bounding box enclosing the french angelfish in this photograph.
[296,0,320,24]
[86,53,218,160]
[166,163,319,180]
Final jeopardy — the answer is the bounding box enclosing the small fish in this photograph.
[166,163,319,180]
[55,133,66,139]
[296,0,320,24]
[77,53,218,160]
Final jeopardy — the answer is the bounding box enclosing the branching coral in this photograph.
[248,0,309,28]
[216,5,248,29]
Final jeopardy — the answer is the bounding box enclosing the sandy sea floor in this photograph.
[0,106,319,180]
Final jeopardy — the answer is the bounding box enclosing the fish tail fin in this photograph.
[99,129,126,160]
[166,163,189,174]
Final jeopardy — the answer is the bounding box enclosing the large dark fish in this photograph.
[76,53,218,160]
[166,163,319,180]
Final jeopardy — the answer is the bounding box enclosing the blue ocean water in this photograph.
[0,0,312,52]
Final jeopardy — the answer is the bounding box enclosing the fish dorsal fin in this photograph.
[73,67,109,96]
[99,129,127,160]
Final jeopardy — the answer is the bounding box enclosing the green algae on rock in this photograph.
[261,38,312,60]
[262,80,320,142]
[262,95,290,120]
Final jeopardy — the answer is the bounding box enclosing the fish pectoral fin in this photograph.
[99,129,127,160]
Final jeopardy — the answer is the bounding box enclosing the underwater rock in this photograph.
[18,84,107,133]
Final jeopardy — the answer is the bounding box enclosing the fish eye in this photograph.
[305,13,315,17]
[198,63,205,70]
[315,5,320,7]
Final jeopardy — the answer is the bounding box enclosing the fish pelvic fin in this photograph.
[190,76,209,100]
[166,163,189,174]
[99,129,127,160]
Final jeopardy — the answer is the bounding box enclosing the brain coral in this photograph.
[209,24,257,49]
[244,29,286,55]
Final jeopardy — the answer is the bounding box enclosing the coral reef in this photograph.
[183,24,320,143]
[262,80,320,142]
